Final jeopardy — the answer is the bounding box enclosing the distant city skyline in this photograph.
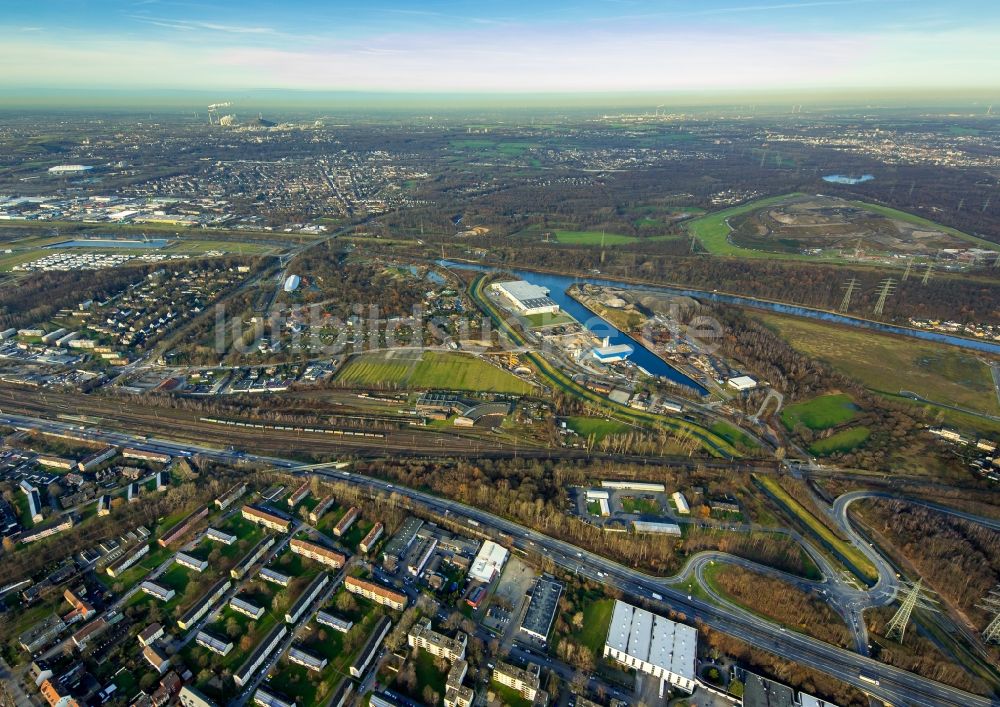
[2,0,999,93]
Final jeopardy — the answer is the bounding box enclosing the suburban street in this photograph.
[1,410,998,707]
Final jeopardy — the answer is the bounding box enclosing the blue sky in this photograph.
[2,0,999,92]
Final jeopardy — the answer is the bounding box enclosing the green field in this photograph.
[0,250,50,271]
[553,230,638,246]
[335,350,534,394]
[575,598,615,656]
[165,239,275,254]
[565,416,632,441]
[524,311,577,328]
[621,496,661,515]
[449,139,539,156]
[489,681,534,707]
[759,313,1000,418]
[809,426,871,455]
[710,421,758,449]
[413,649,448,701]
[781,393,859,431]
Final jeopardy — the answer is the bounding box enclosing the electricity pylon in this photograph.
[977,587,1000,644]
[840,278,859,313]
[873,278,895,316]
[886,579,939,642]
[922,262,934,285]
[902,260,912,281]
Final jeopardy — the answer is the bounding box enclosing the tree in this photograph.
[421,685,439,706]
[335,592,358,613]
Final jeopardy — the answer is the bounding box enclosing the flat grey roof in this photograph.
[741,670,796,707]
[520,577,563,640]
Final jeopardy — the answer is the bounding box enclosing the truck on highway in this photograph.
[651,592,664,601]
[859,673,880,686]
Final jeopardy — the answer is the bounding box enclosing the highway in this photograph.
[1,411,998,707]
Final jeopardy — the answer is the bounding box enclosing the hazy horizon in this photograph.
[2,0,999,97]
[0,87,997,113]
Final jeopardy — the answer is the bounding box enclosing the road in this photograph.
[899,390,1000,423]
[0,656,35,707]
[2,411,998,707]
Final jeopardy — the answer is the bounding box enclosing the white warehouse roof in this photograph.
[605,600,696,682]
[494,280,559,312]
[470,540,509,582]
[726,375,758,391]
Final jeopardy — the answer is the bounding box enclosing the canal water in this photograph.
[442,261,708,393]
[441,259,1000,367]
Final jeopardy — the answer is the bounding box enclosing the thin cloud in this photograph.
[595,0,905,23]
[130,15,278,35]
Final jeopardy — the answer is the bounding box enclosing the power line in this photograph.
[873,278,895,316]
[976,587,1000,644]
[839,278,859,313]
[921,262,934,286]
[886,579,939,643]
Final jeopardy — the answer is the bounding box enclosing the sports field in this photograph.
[335,350,534,394]
[759,312,1000,417]
[781,393,858,431]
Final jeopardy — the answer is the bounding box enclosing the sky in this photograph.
[1,0,999,94]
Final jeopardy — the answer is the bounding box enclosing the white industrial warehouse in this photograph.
[604,600,698,695]
[491,280,560,316]
[469,540,509,583]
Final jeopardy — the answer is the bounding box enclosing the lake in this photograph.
[822,174,874,185]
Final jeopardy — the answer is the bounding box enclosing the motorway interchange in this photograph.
[1,410,999,707]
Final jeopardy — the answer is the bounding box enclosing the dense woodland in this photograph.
[712,565,853,648]
[857,499,1000,634]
